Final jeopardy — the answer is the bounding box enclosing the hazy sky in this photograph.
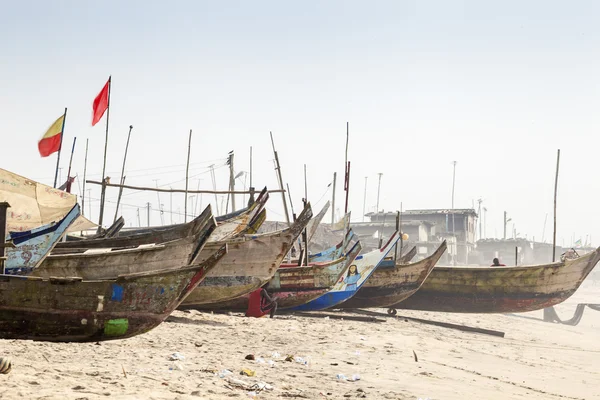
[1,1,598,247]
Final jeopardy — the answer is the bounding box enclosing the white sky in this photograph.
[1,1,598,246]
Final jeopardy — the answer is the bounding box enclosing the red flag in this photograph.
[92,77,110,126]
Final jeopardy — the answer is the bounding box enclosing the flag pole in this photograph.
[53,107,68,188]
[65,137,77,193]
[97,76,112,233]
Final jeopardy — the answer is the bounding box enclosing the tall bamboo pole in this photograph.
[53,108,68,188]
[97,77,112,233]
[113,125,133,222]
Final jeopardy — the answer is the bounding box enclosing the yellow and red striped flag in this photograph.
[38,114,65,157]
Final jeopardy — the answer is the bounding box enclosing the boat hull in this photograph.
[395,247,600,313]
[339,241,446,309]
[0,251,224,342]
[181,204,313,306]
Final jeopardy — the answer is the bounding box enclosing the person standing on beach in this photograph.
[246,288,277,318]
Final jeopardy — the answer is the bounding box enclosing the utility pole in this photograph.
[376,173,383,213]
[477,198,482,241]
[331,172,336,224]
[227,151,235,213]
[136,208,141,227]
[483,207,487,238]
[451,161,457,236]
[146,202,151,227]
[362,176,368,222]
[503,211,512,240]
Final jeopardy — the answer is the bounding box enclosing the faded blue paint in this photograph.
[111,284,124,301]
[287,232,400,312]
[310,230,356,263]
[4,205,81,275]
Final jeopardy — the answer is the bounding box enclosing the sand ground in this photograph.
[0,281,598,400]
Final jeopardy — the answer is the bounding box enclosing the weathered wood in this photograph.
[35,208,216,280]
[339,241,447,309]
[349,309,504,337]
[0,249,225,342]
[396,246,600,313]
[192,240,362,311]
[55,205,215,251]
[5,205,80,275]
[287,232,401,312]
[85,180,284,195]
[180,203,313,307]
[288,311,386,324]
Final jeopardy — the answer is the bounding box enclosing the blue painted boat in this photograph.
[287,231,401,311]
[309,229,356,262]
[4,204,80,275]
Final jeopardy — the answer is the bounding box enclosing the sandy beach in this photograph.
[0,280,598,400]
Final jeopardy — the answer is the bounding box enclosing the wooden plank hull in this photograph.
[54,205,216,251]
[190,241,363,311]
[5,205,80,274]
[0,248,225,342]
[181,204,313,306]
[31,212,216,280]
[395,246,600,313]
[340,241,446,309]
[287,232,401,311]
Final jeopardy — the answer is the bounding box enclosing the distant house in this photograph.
[356,208,478,265]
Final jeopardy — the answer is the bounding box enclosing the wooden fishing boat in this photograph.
[0,245,226,342]
[180,203,313,307]
[5,205,80,274]
[114,187,269,243]
[339,241,447,309]
[309,228,356,263]
[31,210,216,279]
[398,246,417,264]
[286,232,401,312]
[53,205,216,251]
[395,246,600,313]
[189,241,363,311]
[305,201,330,244]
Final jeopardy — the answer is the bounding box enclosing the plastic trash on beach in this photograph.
[293,356,309,365]
[271,351,281,359]
[168,363,184,371]
[168,352,185,361]
[267,360,277,368]
[336,373,360,381]
[252,382,274,391]
[240,369,256,377]
[218,369,234,378]
[255,357,266,363]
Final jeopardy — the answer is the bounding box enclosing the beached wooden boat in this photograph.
[180,203,313,306]
[339,241,447,309]
[31,210,216,279]
[0,246,226,342]
[398,246,417,264]
[309,228,356,263]
[114,187,269,243]
[189,241,363,311]
[286,232,401,312]
[5,205,80,274]
[395,246,600,313]
[53,205,216,252]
